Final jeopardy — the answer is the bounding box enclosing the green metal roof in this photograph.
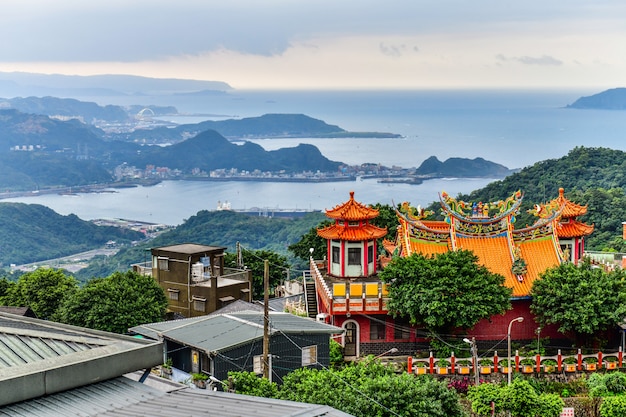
[130,312,342,353]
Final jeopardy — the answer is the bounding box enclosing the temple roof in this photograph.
[557,219,595,238]
[318,223,387,241]
[324,191,380,221]
[555,187,588,218]
[389,190,568,297]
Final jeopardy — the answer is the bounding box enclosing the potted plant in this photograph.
[414,361,427,375]
[457,359,471,375]
[161,358,173,377]
[543,359,557,373]
[520,358,535,373]
[436,359,450,375]
[499,358,512,374]
[583,357,598,371]
[563,356,577,372]
[191,372,209,389]
[605,356,618,370]
[479,358,493,374]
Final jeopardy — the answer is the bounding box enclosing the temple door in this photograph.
[344,321,358,357]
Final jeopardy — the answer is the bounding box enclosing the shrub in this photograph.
[604,372,626,394]
[600,396,626,417]
[448,377,472,394]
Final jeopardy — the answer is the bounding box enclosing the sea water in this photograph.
[4,89,625,225]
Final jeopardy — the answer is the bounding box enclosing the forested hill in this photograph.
[429,147,626,251]
[0,203,145,266]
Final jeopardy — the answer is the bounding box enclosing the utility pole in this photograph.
[262,259,270,380]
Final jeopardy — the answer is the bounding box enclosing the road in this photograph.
[11,248,119,273]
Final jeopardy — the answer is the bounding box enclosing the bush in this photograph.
[600,396,626,417]
[467,383,502,416]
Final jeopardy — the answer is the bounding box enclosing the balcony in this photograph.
[310,258,390,315]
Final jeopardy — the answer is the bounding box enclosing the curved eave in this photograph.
[557,221,594,238]
[317,224,387,241]
[324,191,379,221]
[555,188,588,218]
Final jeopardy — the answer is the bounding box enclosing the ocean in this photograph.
[3,89,625,225]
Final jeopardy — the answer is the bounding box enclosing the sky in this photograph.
[0,1,624,90]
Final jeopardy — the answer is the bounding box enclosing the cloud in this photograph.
[379,43,419,57]
[496,54,563,66]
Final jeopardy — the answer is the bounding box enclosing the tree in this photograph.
[379,250,512,332]
[58,271,167,333]
[229,360,465,417]
[224,249,290,299]
[530,260,626,337]
[288,222,331,264]
[3,268,78,320]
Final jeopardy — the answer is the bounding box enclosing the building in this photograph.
[309,192,394,359]
[130,311,343,384]
[137,243,252,318]
[309,190,593,357]
[0,311,353,416]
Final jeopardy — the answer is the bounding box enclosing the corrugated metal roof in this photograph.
[130,312,343,353]
[0,376,355,417]
[0,312,163,407]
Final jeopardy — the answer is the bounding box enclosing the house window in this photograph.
[192,297,206,312]
[394,325,411,340]
[348,248,361,266]
[302,345,318,366]
[370,321,386,340]
[332,246,340,264]
[158,257,169,271]
[167,289,179,301]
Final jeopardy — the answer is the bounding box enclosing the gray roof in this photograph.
[0,312,163,407]
[130,312,343,353]
[152,243,226,254]
[0,376,355,417]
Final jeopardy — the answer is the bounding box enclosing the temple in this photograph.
[309,189,593,357]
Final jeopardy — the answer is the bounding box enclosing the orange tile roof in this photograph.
[517,237,561,295]
[324,191,380,220]
[555,187,588,218]
[456,235,515,286]
[557,220,595,238]
[317,223,387,241]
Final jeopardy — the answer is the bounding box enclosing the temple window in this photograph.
[367,245,374,264]
[370,321,386,340]
[348,248,361,265]
[348,221,359,227]
[332,246,340,264]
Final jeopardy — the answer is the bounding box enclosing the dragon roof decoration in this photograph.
[439,190,523,224]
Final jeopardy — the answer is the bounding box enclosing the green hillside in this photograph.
[426,147,626,251]
[0,203,145,267]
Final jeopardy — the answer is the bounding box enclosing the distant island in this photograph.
[566,88,626,110]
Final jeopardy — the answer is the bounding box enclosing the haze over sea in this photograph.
[5,89,626,226]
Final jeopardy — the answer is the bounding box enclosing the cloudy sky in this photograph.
[0,0,624,90]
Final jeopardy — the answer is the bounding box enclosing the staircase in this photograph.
[303,271,318,319]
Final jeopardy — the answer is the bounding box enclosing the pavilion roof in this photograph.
[324,191,380,221]
[554,187,589,218]
[557,219,595,238]
[317,223,387,241]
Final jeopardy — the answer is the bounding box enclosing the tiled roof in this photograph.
[517,237,561,295]
[557,219,595,238]
[317,223,387,241]
[324,191,380,220]
[554,187,588,218]
[455,235,514,287]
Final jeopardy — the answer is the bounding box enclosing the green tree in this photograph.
[530,260,626,337]
[288,221,331,264]
[224,249,290,300]
[58,271,167,333]
[468,380,564,417]
[3,268,78,320]
[230,360,465,417]
[379,250,512,332]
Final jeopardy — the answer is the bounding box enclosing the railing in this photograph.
[408,348,624,376]
[221,268,250,282]
[132,262,152,276]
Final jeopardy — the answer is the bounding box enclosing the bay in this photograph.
[2,177,496,226]
[5,88,626,226]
